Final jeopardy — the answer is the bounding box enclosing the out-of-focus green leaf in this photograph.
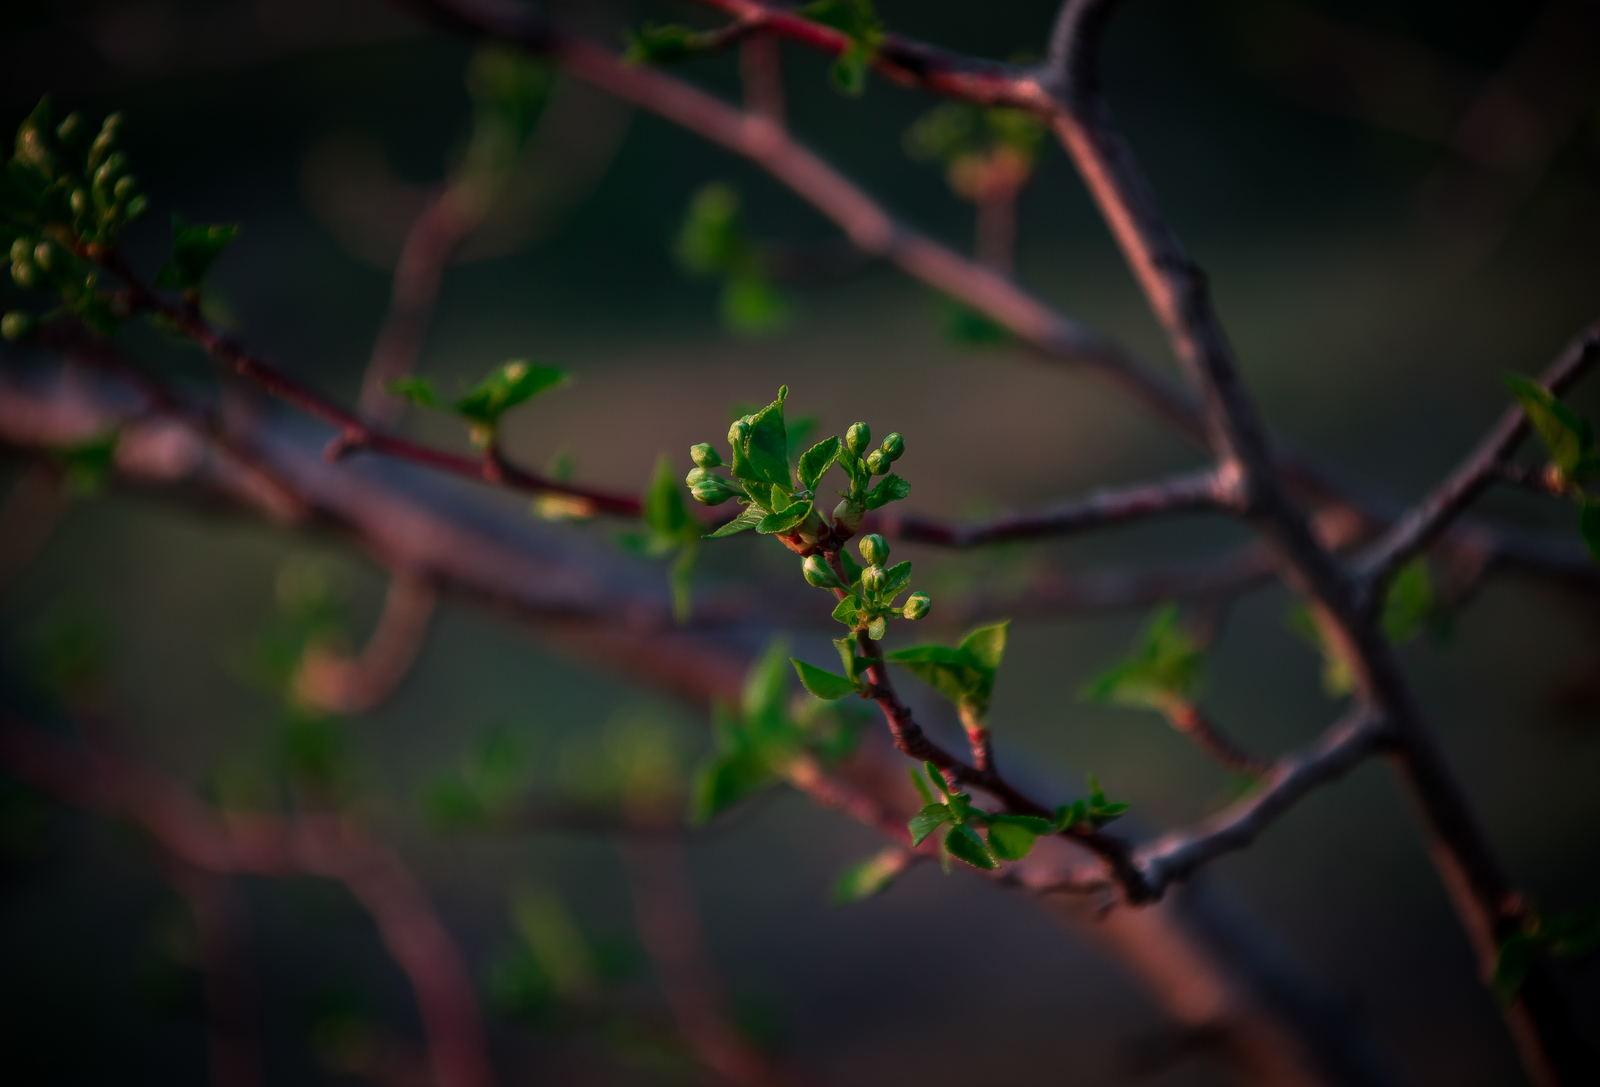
[1081,604,1201,710]
[830,847,909,904]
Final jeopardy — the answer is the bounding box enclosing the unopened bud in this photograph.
[832,499,863,535]
[865,449,887,475]
[56,113,85,145]
[881,432,904,462]
[861,564,886,593]
[690,442,722,469]
[1,311,35,341]
[691,479,734,505]
[728,419,750,448]
[11,260,39,290]
[70,188,88,216]
[845,421,871,457]
[858,533,889,566]
[902,591,931,620]
[33,241,61,272]
[113,175,138,202]
[802,555,841,589]
[124,194,149,220]
[10,237,33,264]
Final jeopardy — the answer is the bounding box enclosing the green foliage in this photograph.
[885,621,1009,719]
[792,658,860,700]
[1493,906,1600,1006]
[674,183,789,336]
[799,0,885,95]
[901,760,1061,869]
[904,103,1045,172]
[689,389,918,627]
[1289,560,1437,698]
[1504,374,1595,481]
[940,299,1010,346]
[47,428,119,496]
[689,642,864,824]
[1081,604,1201,712]
[830,847,909,904]
[421,724,532,828]
[154,214,238,289]
[388,359,569,448]
[1050,773,1131,834]
[617,456,702,622]
[624,23,715,65]
[462,46,552,183]
[1503,374,1600,563]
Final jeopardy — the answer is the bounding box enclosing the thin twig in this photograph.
[294,575,437,715]
[1162,702,1272,778]
[1358,322,1600,591]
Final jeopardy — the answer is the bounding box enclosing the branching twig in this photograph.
[1162,702,1272,778]
[0,715,497,1087]
[1359,322,1600,591]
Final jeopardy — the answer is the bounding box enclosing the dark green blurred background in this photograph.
[2,1,1598,1084]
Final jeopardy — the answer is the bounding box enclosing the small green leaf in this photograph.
[958,621,1008,674]
[986,817,1044,861]
[839,548,864,587]
[830,42,871,96]
[881,560,912,598]
[705,503,763,539]
[156,214,238,288]
[908,803,950,846]
[792,659,858,701]
[624,22,708,65]
[1380,559,1434,644]
[1081,604,1201,710]
[757,497,812,535]
[830,848,909,904]
[1504,373,1591,475]
[864,473,910,510]
[1581,503,1600,561]
[454,360,570,424]
[689,752,771,824]
[386,377,443,409]
[1493,930,1540,1007]
[798,436,841,492]
[866,614,887,640]
[669,545,696,624]
[941,299,1010,345]
[832,595,862,628]
[1287,604,1355,697]
[50,430,119,496]
[645,455,691,539]
[720,276,789,337]
[909,765,935,806]
[943,823,1000,870]
[743,640,791,723]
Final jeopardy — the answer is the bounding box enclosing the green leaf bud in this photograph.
[728,418,750,448]
[690,442,723,469]
[94,152,127,186]
[901,591,931,620]
[858,533,889,566]
[1,311,35,341]
[867,615,888,641]
[70,188,88,217]
[865,449,887,475]
[686,465,714,487]
[881,432,904,462]
[861,563,886,594]
[33,240,62,273]
[845,421,871,457]
[802,555,843,589]
[56,113,85,145]
[10,238,33,264]
[832,499,864,535]
[113,175,138,202]
[11,260,40,290]
[124,194,149,220]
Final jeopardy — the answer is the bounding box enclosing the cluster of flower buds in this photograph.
[685,441,746,505]
[3,102,147,339]
[831,422,906,537]
[801,533,931,639]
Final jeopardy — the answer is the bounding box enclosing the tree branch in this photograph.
[0,715,497,1087]
[1358,321,1600,589]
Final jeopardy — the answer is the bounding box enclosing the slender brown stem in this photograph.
[1163,701,1271,778]
[293,576,437,715]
